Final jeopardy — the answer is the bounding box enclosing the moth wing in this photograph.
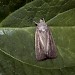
[47,29,57,58]
[35,29,46,60]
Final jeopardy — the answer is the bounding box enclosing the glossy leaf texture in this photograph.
[0,0,75,75]
[47,8,75,26]
[0,27,75,75]
[0,0,75,27]
[0,0,34,22]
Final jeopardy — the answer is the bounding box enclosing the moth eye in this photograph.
[35,24,37,26]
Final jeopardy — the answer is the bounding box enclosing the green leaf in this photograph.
[0,0,34,22]
[0,27,75,75]
[0,0,75,27]
[47,8,75,26]
[59,0,75,12]
[0,0,75,75]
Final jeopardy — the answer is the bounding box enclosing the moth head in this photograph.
[34,18,47,31]
[34,18,47,26]
[39,18,45,23]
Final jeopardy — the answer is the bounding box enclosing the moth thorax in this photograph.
[38,25,47,31]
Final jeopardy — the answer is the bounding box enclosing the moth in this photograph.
[34,19,57,61]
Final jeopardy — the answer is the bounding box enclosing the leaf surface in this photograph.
[0,0,75,75]
[1,0,75,27]
[0,27,75,75]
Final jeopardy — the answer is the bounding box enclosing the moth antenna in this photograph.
[40,19,43,23]
[40,18,45,23]
[42,18,45,22]
[33,21,38,25]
